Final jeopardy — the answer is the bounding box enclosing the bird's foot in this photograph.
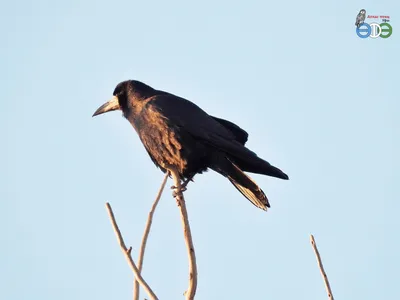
[171,185,187,192]
[171,185,187,198]
[170,176,193,192]
[170,174,196,198]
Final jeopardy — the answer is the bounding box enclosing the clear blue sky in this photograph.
[1,0,398,299]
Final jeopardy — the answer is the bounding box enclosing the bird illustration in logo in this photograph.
[355,9,366,27]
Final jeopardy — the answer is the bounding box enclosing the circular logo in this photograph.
[370,23,382,38]
[356,22,393,38]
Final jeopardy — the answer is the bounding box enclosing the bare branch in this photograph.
[105,202,159,300]
[310,234,334,300]
[169,167,198,300]
[133,173,169,300]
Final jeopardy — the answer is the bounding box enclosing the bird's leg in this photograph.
[171,175,195,195]
[181,177,193,189]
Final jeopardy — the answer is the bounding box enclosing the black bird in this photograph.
[93,80,288,211]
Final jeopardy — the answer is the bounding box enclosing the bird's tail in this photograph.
[212,157,270,211]
[232,154,289,180]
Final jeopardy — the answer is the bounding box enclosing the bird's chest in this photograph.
[130,106,210,177]
[133,110,187,171]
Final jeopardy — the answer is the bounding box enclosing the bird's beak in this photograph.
[92,96,120,117]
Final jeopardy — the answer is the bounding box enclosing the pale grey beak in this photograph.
[92,96,120,117]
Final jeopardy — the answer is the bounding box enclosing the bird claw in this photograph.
[170,175,194,198]
[171,185,187,198]
[170,185,187,192]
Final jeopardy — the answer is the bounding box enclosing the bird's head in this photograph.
[360,9,366,14]
[92,80,156,118]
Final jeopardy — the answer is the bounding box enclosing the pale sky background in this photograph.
[1,0,398,299]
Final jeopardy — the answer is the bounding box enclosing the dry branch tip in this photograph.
[106,202,159,300]
[310,234,334,300]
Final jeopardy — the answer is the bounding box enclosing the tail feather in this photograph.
[230,155,289,180]
[212,157,270,210]
[228,177,270,210]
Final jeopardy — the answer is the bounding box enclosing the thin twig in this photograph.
[310,234,334,300]
[169,167,198,300]
[133,173,169,300]
[106,202,159,300]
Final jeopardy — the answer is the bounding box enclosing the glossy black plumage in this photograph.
[93,80,289,210]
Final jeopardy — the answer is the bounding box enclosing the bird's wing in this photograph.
[210,116,248,145]
[155,90,249,144]
[149,94,257,159]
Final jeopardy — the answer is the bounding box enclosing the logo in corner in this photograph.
[355,9,367,28]
[355,9,393,39]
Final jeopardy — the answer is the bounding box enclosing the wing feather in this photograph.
[148,94,257,160]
